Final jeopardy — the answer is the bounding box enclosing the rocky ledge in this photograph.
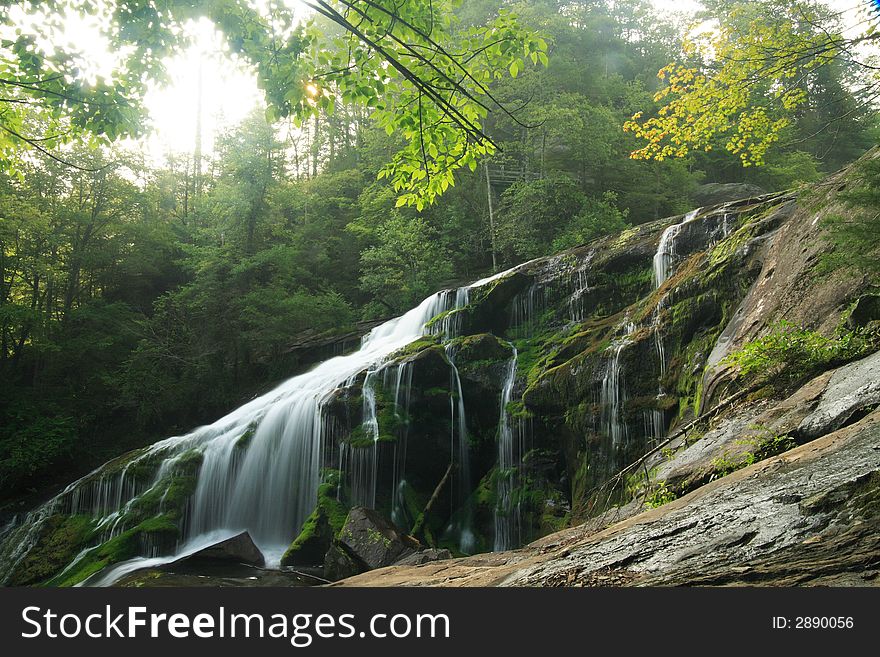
[334,353,880,587]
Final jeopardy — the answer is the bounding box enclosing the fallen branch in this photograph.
[411,461,454,538]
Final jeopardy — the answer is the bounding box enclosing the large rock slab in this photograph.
[335,507,419,571]
[173,532,265,568]
[798,351,880,440]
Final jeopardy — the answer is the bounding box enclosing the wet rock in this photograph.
[797,351,880,441]
[334,409,880,587]
[335,507,420,571]
[324,542,367,581]
[394,548,453,566]
[694,182,767,206]
[173,532,265,568]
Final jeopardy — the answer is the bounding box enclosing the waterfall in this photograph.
[569,268,590,322]
[601,321,636,447]
[494,344,523,552]
[444,344,475,553]
[347,368,381,509]
[510,283,544,333]
[388,362,413,528]
[653,208,700,288]
[651,208,703,386]
[2,259,543,585]
[643,409,665,444]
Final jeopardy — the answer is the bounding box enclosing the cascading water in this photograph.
[653,208,700,288]
[347,368,381,509]
[444,343,475,553]
[2,259,548,585]
[510,283,543,333]
[494,344,524,551]
[600,321,636,447]
[387,362,413,528]
[651,208,703,384]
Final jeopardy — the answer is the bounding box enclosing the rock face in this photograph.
[797,351,880,441]
[694,182,767,206]
[333,407,880,587]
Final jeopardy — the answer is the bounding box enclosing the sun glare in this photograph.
[140,19,262,163]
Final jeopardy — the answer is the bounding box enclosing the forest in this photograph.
[0,0,878,572]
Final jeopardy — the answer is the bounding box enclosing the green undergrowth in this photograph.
[711,426,797,478]
[723,320,879,388]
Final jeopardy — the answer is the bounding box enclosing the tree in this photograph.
[1,0,548,204]
[624,0,879,167]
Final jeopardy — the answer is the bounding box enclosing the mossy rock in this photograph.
[125,449,203,524]
[6,514,97,586]
[281,478,349,567]
[451,333,512,364]
[46,514,180,587]
[235,423,258,449]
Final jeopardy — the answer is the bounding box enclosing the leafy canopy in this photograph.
[625,0,880,166]
[0,0,547,203]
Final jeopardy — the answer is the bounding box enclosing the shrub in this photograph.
[722,320,876,385]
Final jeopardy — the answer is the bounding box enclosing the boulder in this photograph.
[694,182,766,206]
[173,531,265,567]
[280,476,348,567]
[281,505,337,567]
[335,507,420,571]
[847,294,880,330]
[324,542,367,581]
[393,548,453,566]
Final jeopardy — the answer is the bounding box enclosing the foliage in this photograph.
[625,0,879,167]
[551,191,630,252]
[358,214,454,314]
[712,426,797,478]
[1,0,547,205]
[722,320,877,385]
[644,481,677,509]
[495,176,630,263]
[819,157,880,276]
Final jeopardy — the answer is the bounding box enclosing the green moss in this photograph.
[46,514,180,587]
[280,473,349,566]
[236,423,258,449]
[709,222,755,267]
[451,334,512,371]
[6,515,98,586]
[390,335,442,360]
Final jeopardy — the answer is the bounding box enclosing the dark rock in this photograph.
[173,532,265,567]
[281,506,336,567]
[847,294,880,330]
[394,548,453,566]
[694,182,767,206]
[336,507,419,571]
[324,542,367,581]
